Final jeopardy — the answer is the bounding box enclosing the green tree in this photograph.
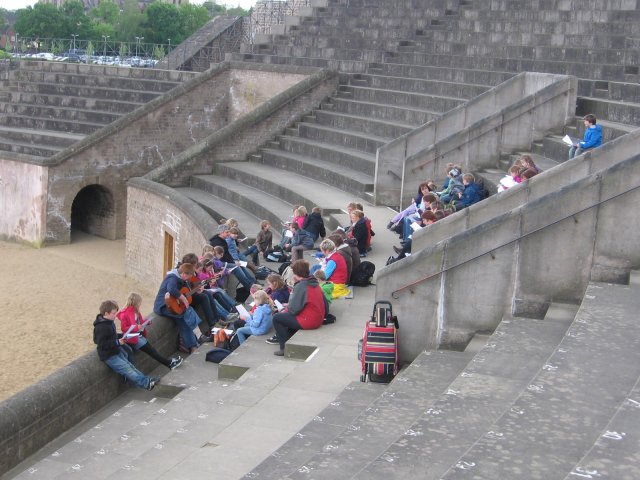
[153,44,165,60]
[86,40,94,58]
[62,0,94,39]
[14,4,67,39]
[115,0,144,43]
[119,41,128,57]
[143,2,181,45]
[201,1,226,17]
[179,4,210,38]
[90,0,119,25]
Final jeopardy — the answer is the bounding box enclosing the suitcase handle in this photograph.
[372,300,393,316]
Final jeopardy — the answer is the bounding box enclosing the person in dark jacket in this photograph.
[287,222,316,260]
[93,300,160,390]
[454,173,483,210]
[349,210,369,256]
[302,207,326,242]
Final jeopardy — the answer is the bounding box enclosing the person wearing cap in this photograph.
[438,166,465,204]
[209,224,255,291]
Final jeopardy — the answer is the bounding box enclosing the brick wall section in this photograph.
[127,68,337,282]
[0,157,48,246]
[1,61,319,246]
[126,180,213,285]
[146,67,339,186]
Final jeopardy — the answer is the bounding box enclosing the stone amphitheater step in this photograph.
[187,175,296,237]
[8,82,162,104]
[577,96,640,127]
[581,79,640,103]
[312,109,414,139]
[0,102,122,125]
[9,70,181,93]
[355,304,578,480]
[337,85,465,112]
[563,377,640,479]
[383,50,635,82]
[248,350,475,479]
[0,113,104,135]
[0,125,83,149]
[415,29,632,50]
[387,39,638,68]
[175,186,270,245]
[0,91,144,114]
[365,63,515,85]
[460,6,640,24]
[350,73,491,99]
[303,350,477,477]
[295,121,390,155]
[277,134,376,175]
[322,97,437,126]
[212,161,359,230]
[260,147,374,198]
[438,280,640,479]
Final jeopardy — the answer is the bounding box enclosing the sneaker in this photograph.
[226,312,240,323]
[169,356,184,370]
[147,376,161,391]
[265,335,279,345]
[273,349,284,356]
[198,334,212,344]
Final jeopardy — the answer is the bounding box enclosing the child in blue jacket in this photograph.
[235,290,273,344]
[569,114,603,159]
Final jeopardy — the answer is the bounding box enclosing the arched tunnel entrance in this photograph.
[70,185,117,240]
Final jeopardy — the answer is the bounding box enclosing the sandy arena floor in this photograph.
[0,233,155,402]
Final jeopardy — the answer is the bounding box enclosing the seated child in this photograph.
[454,173,483,209]
[242,220,273,265]
[302,206,327,242]
[117,293,183,370]
[235,290,273,344]
[314,269,334,304]
[438,166,465,204]
[266,273,290,305]
[498,165,523,192]
[94,300,160,391]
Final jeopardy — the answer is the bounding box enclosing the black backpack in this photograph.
[351,261,375,286]
[278,261,291,276]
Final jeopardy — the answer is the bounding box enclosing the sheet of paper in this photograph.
[235,304,250,318]
[237,261,247,267]
[410,221,422,231]
[285,230,294,238]
[274,300,285,311]
[212,327,234,336]
[124,332,140,338]
[562,134,574,146]
[124,324,136,336]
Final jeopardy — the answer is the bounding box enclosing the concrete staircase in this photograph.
[243,278,640,479]
[0,62,197,158]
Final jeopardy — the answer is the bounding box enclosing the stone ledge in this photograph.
[0,313,178,476]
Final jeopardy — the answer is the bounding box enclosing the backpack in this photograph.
[205,347,231,364]
[278,261,291,276]
[213,329,240,351]
[255,265,276,280]
[351,261,375,286]
[266,250,289,262]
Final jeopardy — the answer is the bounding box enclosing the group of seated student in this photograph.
[386,157,544,263]
[94,207,367,387]
[497,155,540,192]
[93,295,184,391]
[278,205,327,256]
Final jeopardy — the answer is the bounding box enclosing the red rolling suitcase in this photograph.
[359,300,400,383]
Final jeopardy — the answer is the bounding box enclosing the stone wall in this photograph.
[1,62,315,246]
[0,314,178,475]
[126,180,212,284]
[375,140,640,362]
[0,157,48,246]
